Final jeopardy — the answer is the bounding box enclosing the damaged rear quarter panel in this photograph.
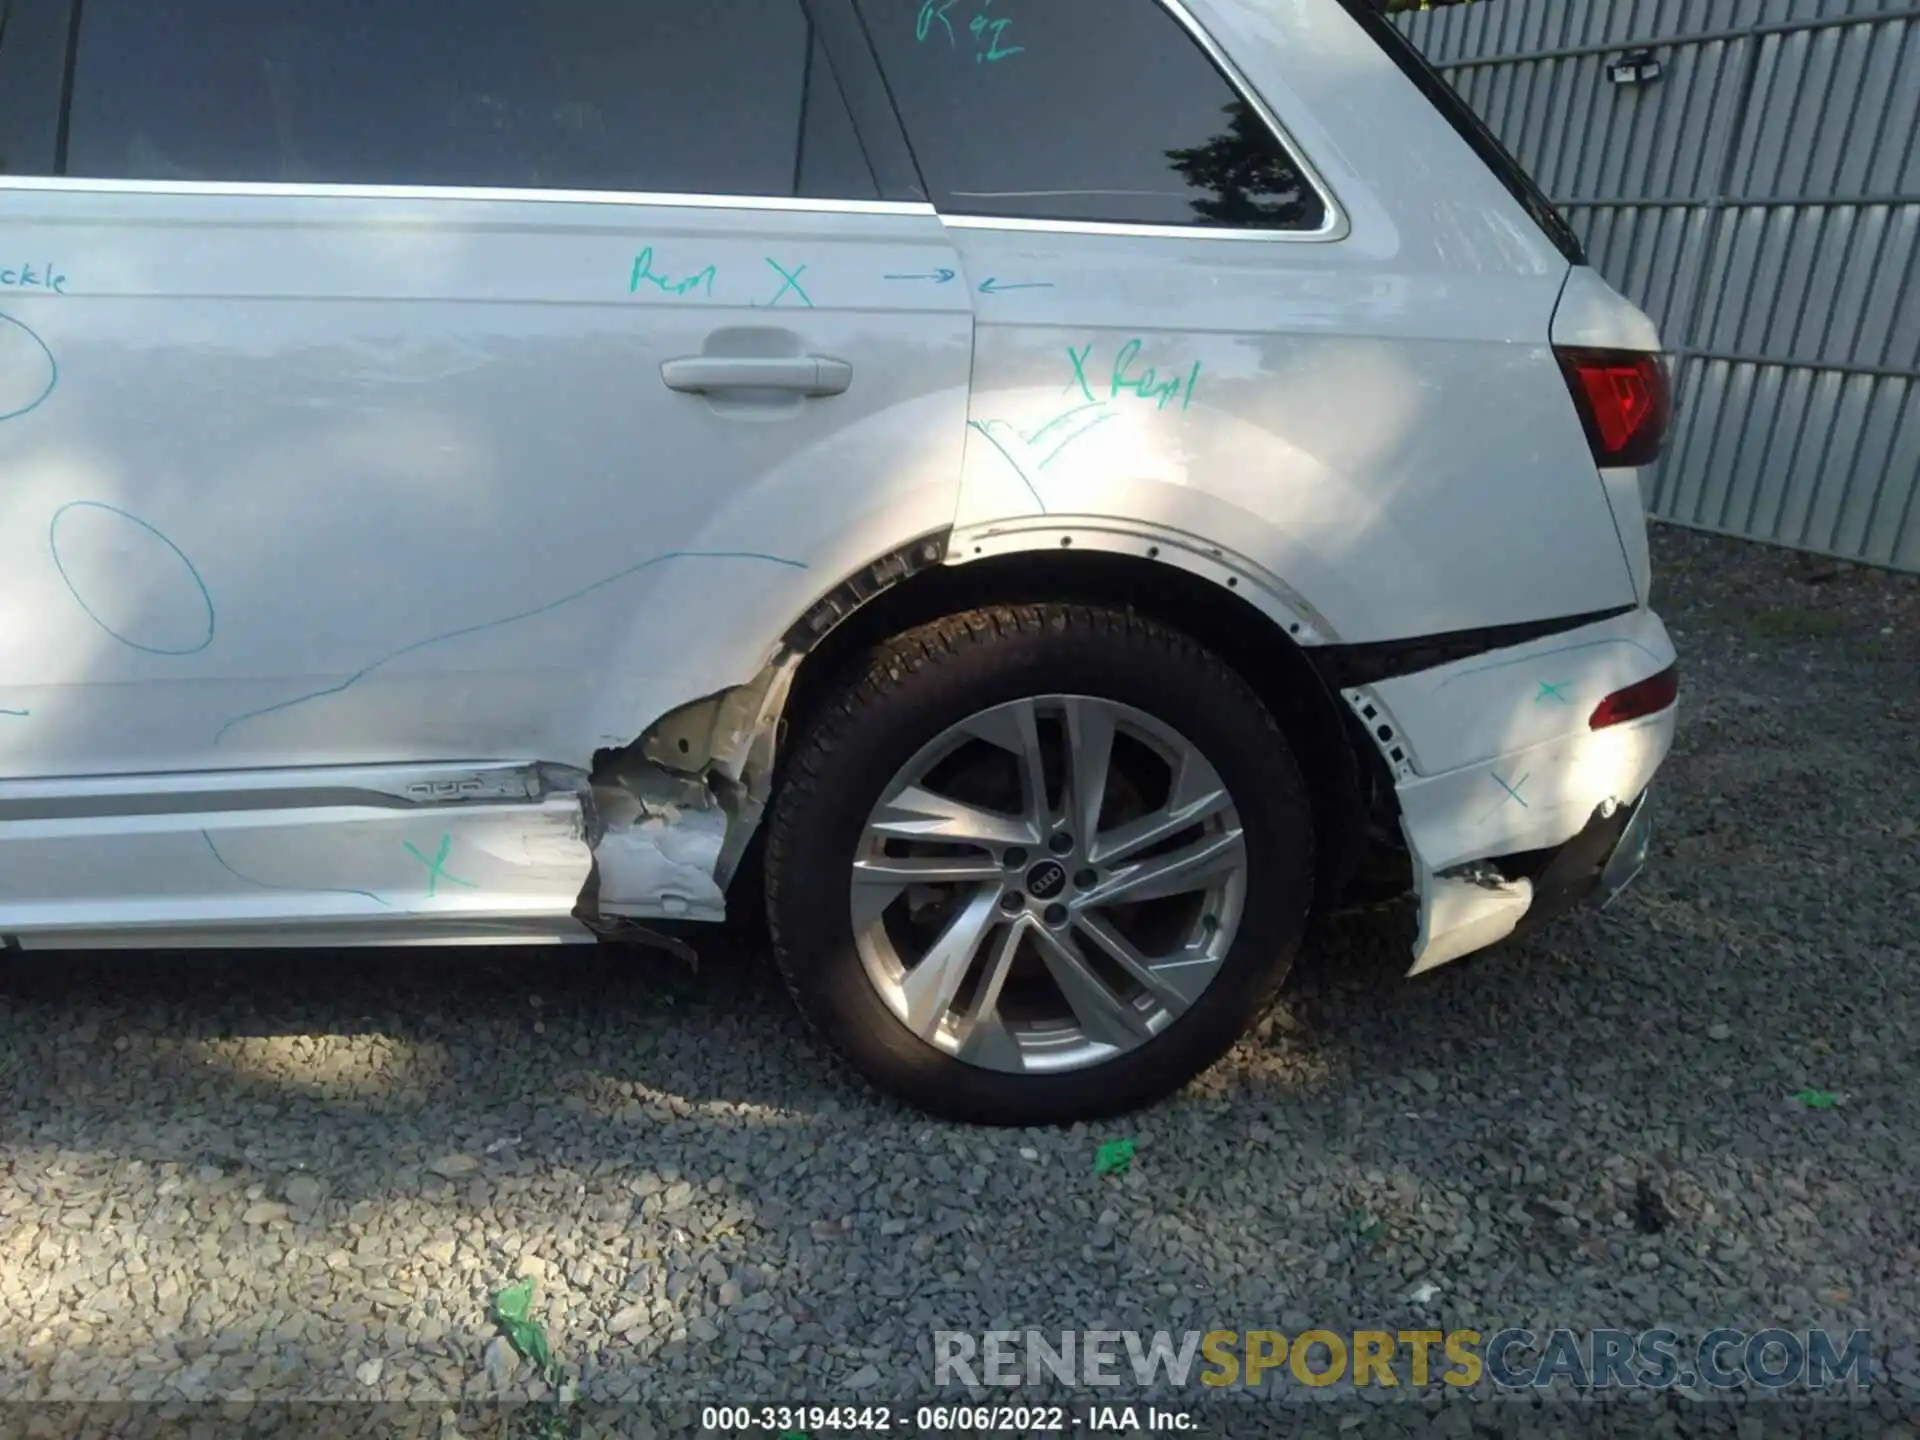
[944,0,1638,647]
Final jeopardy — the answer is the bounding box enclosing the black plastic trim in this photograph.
[780,529,952,654]
[1505,799,1633,938]
[1310,605,1636,690]
[1333,0,1587,266]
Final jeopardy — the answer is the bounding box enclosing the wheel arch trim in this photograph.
[946,515,1337,646]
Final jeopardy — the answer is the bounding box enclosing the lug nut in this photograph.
[1074,868,1097,889]
[1003,846,1029,868]
[1043,903,1069,927]
[1049,833,1074,856]
[1000,891,1025,913]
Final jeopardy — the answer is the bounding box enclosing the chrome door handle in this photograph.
[660,355,853,397]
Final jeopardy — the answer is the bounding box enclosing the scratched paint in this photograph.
[969,341,1199,510]
[1024,401,1118,465]
[0,262,66,295]
[48,501,217,656]
[1067,340,1202,411]
[201,830,391,908]
[628,247,718,299]
[967,422,1049,511]
[967,402,1118,513]
[404,834,475,898]
[213,548,807,744]
[0,311,58,422]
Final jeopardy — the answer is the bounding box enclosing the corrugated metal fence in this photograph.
[1398,0,1920,572]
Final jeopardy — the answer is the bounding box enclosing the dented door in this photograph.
[0,0,973,937]
[0,189,973,778]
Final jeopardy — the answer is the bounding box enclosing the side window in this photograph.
[0,0,68,176]
[60,0,878,200]
[853,0,1327,230]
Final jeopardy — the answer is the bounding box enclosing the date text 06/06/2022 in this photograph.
[699,1403,1199,1432]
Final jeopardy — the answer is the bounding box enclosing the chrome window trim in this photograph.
[9,0,1343,240]
[941,213,1345,242]
[923,0,1348,244]
[0,175,934,216]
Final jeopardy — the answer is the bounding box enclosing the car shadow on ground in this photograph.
[3,528,1916,1405]
[0,902,1408,1147]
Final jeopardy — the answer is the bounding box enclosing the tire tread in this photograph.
[764,602,1311,1123]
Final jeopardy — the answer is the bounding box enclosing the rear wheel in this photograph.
[764,604,1315,1124]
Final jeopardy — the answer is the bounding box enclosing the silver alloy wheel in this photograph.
[850,694,1248,1074]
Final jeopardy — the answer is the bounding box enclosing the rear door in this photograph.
[0,0,973,937]
[0,0,973,780]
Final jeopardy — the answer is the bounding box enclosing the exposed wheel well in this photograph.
[739,549,1396,919]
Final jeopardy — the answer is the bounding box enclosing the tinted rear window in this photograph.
[853,0,1327,230]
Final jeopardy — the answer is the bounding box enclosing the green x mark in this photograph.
[760,257,813,308]
[1536,680,1572,705]
[403,833,476,898]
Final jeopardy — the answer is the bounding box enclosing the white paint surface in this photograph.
[1552,266,1666,352]
[1351,609,1677,972]
[0,0,1676,974]
[946,2,1641,641]
[0,762,594,944]
[0,189,971,781]
[1416,874,1536,974]
[1366,608,1677,779]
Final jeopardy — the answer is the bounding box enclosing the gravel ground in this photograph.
[2,526,1916,1435]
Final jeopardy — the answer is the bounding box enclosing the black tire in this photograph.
[764,603,1316,1125]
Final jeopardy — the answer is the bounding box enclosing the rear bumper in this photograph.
[1510,783,1655,939]
[1338,607,1677,973]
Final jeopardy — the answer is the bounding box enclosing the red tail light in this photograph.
[1557,348,1673,467]
[1590,664,1678,730]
